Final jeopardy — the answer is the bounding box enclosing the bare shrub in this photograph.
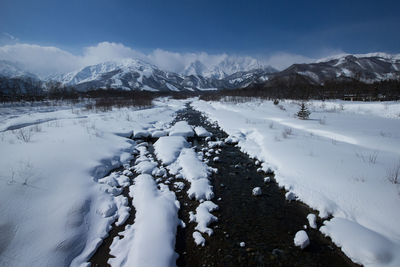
[379,131,391,138]
[387,160,400,184]
[277,104,286,111]
[8,168,16,184]
[85,103,95,111]
[368,151,379,164]
[282,128,293,139]
[269,122,274,129]
[355,151,379,164]
[125,113,132,121]
[353,176,366,183]
[14,128,33,142]
[319,117,326,125]
[6,160,35,186]
[32,124,42,133]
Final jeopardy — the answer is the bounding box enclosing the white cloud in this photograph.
[0,41,324,77]
[147,49,229,73]
[82,42,146,66]
[0,43,81,77]
[264,52,314,70]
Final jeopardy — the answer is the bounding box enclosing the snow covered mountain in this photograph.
[183,56,276,79]
[48,52,400,92]
[47,58,276,92]
[49,59,203,92]
[1,53,400,96]
[0,60,43,95]
[0,60,38,80]
[267,53,400,86]
[48,59,172,91]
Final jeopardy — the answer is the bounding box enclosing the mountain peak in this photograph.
[0,60,39,79]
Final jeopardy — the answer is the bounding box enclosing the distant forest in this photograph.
[200,79,400,102]
[1,77,400,103]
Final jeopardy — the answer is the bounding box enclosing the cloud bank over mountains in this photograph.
[0,41,316,78]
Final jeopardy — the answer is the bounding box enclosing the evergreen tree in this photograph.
[297,102,310,120]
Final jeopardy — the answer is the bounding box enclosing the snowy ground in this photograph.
[192,98,400,267]
[1,97,399,267]
[0,98,186,266]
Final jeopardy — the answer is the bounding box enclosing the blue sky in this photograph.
[0,0,399,75]
[1,0,399,56]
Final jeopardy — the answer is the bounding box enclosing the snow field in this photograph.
[192,99,400,267]
[0,99,184,266]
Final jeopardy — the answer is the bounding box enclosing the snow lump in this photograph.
[294,230,310,249]
[252,187,262,196]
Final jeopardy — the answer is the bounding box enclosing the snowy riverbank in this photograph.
[192,99,400,267]
[0,99,185,266]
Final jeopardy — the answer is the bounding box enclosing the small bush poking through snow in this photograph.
[282,128,293,139]
[252,187,262,196]
[277,104,286,111]
[294,230,310,249]
[387,159,400,184]
[13,128,33,142]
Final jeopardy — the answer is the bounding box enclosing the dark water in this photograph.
[174,105,358,267]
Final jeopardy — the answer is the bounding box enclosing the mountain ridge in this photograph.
[1,52,399,95]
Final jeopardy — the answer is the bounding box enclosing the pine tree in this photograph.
[297,102,310,120]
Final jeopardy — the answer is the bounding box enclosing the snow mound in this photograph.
[96,201,117,218]
[154,136,188,165]
[252,187,262,196]
[321,218,400,266]
[133,129,151,138]
[194,126,212,137]
[168,121,194,137]
[109,174,179,267]
[285,191,297,201]
[172,148,214,200]
[151,130,168,138]
[134,161,158,174]
[307,214,317,229]
[190,201,218,236]
[225,135,239,144]
[294,230,310,249]
[208,140,224,148]
[193,231,206,246]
